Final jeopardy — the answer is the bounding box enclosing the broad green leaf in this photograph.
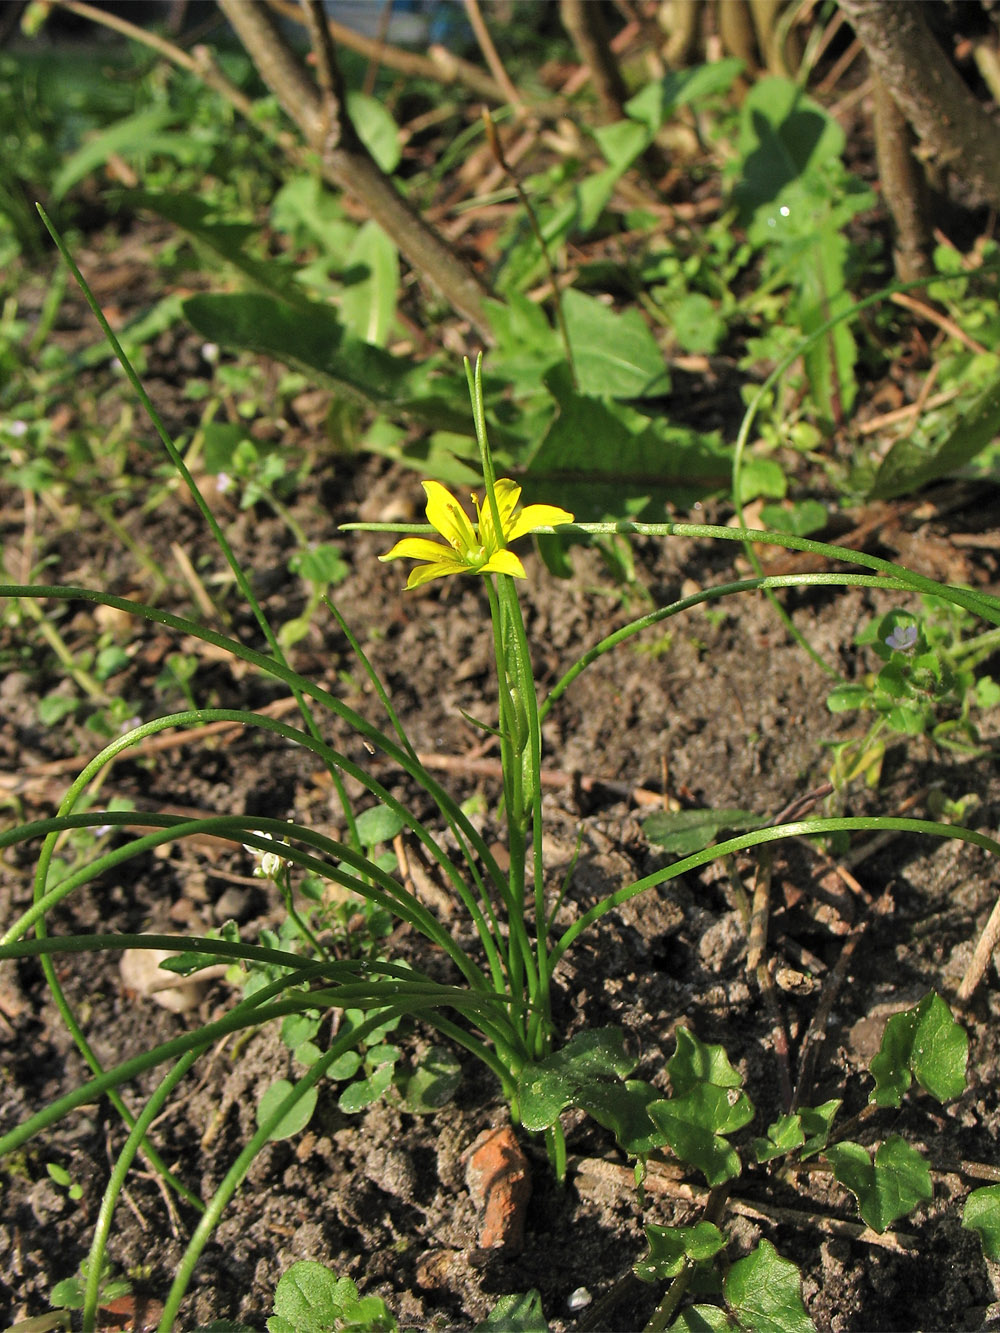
[754,1114,805,1163]
[869,992,968,1107]
[269,1262,397,1333]
[528,366,729,517]
[256,1079,317,1141]
[338,1058,396,1114]
[340,221,399,347]
[799,1100,841,1159]
[562,289,671,398]
[474,1290,550,1333]
[825,1136,932,1232]
[759,499,828,537]
[962,1185,1000,1261]
[517,1028,636,1131]
[624,60,745,134]
[578,1078,663,1156]
[648,1083,753,1185]
[643,808,764,856]
[354,804,406,848]
[724,1240,816,1333]
[635,1221,727,1282]
[739,457,787,500]
[871,367,1000,500]
[52,107,178,199]
[733,79,845,220]
[825,683,872,713]
[668,1027,744,1097]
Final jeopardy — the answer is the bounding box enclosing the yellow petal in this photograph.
[405,561,468,589]
[505,502,575,542]
[423,480,476,552]
[481,549,527,579]
[478,478,521,550]
[380,536,456,564]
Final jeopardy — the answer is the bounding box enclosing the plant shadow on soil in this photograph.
[3,314,1000,1330]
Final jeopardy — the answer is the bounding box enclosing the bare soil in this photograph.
[4,250,1000,1333]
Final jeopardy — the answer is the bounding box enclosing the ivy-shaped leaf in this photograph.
[517,1028,636,1132]
[825,1136,932,1232]
[724,1240,816,1333]
[474,1290,550,1332]
[648,1083,754,1186]
[634,1221,727,1282]
[755,1101,840,1163]
[869,992,968,1108]
[962,1185,1000,1261]
[668,1028,744,1096]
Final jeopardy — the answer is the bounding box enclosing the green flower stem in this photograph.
[83,1046,203,1332]
[540,572,913,722]
[156,1008,405,1331]
[36,207,350,820]
[569,523,1000,623]
[497,571,553,1060]
[0,587,510,901]
[550,816,1000,971]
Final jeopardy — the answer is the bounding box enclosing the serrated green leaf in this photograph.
[256,1080,317,1141]
[724,1240,816,1333]
[825,1136,932,1232]
[642,808,764,856]
[648,1084,754,1186]
[634,1221,727,1282]
[474,1290,550,1332]
[869,992,968,1107]
[962,1185,1000,1261]
[668,1027,744,1096]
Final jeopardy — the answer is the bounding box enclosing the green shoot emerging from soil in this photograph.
[5,222,1000,1332]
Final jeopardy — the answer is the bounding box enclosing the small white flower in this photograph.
[201,342,220,365]
[243,831,288,879]
[215,472,233,495]
[8,419,29,438]
[885,624,918,653]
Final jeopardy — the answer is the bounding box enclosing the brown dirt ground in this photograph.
[4,253,1000,1333]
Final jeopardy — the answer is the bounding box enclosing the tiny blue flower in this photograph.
[885,623,918,652]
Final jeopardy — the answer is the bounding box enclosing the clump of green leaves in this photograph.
[826,596,1000,789]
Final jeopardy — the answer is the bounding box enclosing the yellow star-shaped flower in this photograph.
[380,479,574,590]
